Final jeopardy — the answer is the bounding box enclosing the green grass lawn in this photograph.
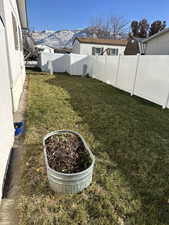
[17,72,169,225]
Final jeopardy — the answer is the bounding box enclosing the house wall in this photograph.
[72,41,126,55]
[0,0,5,22]
[2,0,26,112]
[0,0,26,201]
[0,16,14,200]
[145,32,169,55]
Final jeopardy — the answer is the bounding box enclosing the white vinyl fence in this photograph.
[90,55,169,108]
[39,53,67,72]
[40,52,169,108]
[68,54,89,75]
[40,52,89,76]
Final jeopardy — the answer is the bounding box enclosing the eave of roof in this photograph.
[74,37,127,46]
[143,28,169,43]
[16,0,28,30]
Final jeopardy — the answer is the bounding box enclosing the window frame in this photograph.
[108,48,119,56]
[92,47,104,56]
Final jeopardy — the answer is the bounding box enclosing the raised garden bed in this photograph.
[43,130,95,194]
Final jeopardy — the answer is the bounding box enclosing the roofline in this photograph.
[143,28,169,43]
[16,0,29,30]
[73,37,127,46]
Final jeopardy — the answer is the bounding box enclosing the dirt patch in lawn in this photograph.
[45,133,92,173]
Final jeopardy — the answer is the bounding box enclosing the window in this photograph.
[92,47,103,56]
[12,13,19,50]
[108,48,119,56]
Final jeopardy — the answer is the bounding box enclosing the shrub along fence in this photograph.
[40,52,169,109]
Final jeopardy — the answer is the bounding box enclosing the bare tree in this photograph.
[88,16,128,39]
[108,16,129,39]
[90,17,104,29]
[87,17,110,39]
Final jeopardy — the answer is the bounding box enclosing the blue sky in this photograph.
[27,0,169,31]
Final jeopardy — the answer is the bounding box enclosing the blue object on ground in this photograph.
[14,121,24,136]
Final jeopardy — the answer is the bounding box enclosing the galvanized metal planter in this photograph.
[43,130,95,194]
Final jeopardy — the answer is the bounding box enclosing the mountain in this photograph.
[31,28,128,49]
[31,29,89,49]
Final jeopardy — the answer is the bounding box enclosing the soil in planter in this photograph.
[45,133,92,173]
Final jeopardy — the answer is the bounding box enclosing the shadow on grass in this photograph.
[45,75,169,225]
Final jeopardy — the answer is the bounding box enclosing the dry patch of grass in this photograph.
[17,73,169,225]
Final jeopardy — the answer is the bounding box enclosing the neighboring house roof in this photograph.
[16,0,28,30]
[74,37,128,46]
[143,28,169,43]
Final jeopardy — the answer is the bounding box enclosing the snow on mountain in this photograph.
[31,29,88,49]
[31,28,128,49]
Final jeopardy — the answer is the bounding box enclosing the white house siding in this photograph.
[0,0,5,22]
[0,0,26,201]
[72,42,126,55]
[144,32,169,55]
[0,18,14,200]
[2,0,26,112]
